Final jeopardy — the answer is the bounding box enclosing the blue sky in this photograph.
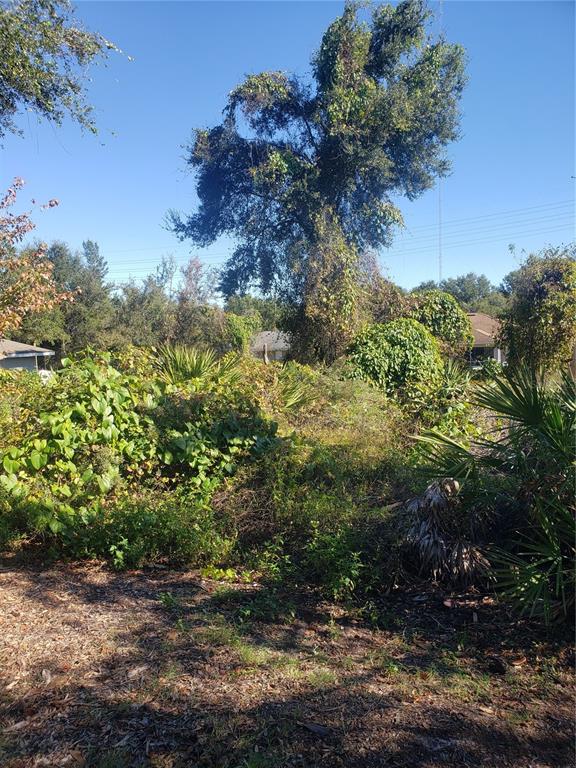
[2,1,574,290]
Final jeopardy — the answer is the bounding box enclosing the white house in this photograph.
[0,339,55,372]
[250,331,291,362]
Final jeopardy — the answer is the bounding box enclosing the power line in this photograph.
[101,212,574,270]
[396,211,573,244]
[384,222,573,258]
[403,199,573,232]
[96,200,574,257]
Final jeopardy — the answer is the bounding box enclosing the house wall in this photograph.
[0,356,38,371]
[469,346,505,366]
[251,348,288,362]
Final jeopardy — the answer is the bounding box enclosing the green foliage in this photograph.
[214,368,415,599]
[0,0,118,137]
[474,357,504,381]
[0,355,161,534]
[156,344,240,387]
[0,353,276,556]
[170,0,466,360]
[225,312,262,354]
[414,272,508,315]
[303,521,363,600]
[277,361,319,412]
[428,358,473,434]
[0,369,48,451]
[65,487,234,568]
[17,240,119,354]
[409,290,473,353]
[499,245,576,371]
[346,318,443,402]
[115,270,177,348]
[417,366,575,621]
[225,295,285,330]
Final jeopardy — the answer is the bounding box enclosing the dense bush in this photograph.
[408,289,473,353]
[346,318,443,403]
[499,246,576,371]
[0,352,276,557]
[417,366,575,622]
[212,369,416,599]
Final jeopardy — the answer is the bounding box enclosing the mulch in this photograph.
[0,562,573,768]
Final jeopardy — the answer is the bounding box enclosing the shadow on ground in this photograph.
[0,563,573,768]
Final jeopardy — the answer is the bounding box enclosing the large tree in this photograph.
[170,0,466,360]
[0,0,117,138]
[16,239,118,353]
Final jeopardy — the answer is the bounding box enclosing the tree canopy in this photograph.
[414,272,508,315]
[170,0,466,360]
[499,245,576,371]
[0,0,117,138]
[408,289,473,353]
[0,178,72,337]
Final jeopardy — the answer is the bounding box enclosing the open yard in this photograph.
[1,563,573,768]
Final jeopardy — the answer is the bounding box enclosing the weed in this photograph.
[307,667,338,688]
[201,565,239,581]
[158,591,182,611]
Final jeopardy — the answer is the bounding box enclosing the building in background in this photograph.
[467,313,504,366]
[0,339,55,372]
[250,331,291,362]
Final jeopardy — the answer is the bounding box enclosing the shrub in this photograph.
[346,318,443,403]
[428,358,473,434]
[225,311,262,353]
[405,479,491,585]
[0,353,276,553]
[0,369,48,451]
[156,344,240,387]
[499,246,576,371]
[417,366,575,621]
[63,486,234,568]
[303,521,363,600]
[212,370,417,599]
[408,289,473,353]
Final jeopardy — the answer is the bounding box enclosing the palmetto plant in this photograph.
[157,345,240,388]
[277,362,318,412]
[416,366,575,621]
[406,478,491,585]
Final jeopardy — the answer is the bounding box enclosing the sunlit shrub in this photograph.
[408,289,473,353]
[417,367,575,621]
[346,318,443,403]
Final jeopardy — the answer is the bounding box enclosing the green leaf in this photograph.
[2,455,20,474]
[29,451,48,470]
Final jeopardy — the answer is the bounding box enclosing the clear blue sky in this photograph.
[2,1,574,290]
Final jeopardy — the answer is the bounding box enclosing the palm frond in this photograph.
[474,365,547,426]
[157,345,240,387]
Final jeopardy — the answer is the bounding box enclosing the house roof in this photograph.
[0,339,55,359]
[467,313,501,348]
[250,330,291,353]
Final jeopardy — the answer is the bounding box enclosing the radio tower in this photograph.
[437,0,444,283]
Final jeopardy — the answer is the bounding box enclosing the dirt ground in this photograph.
[0,562,573,768]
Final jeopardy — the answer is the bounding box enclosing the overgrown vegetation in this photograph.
[416,366,575,622]
[498,244,576,371]
[0,351,277,564]
[0,2,573,765]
